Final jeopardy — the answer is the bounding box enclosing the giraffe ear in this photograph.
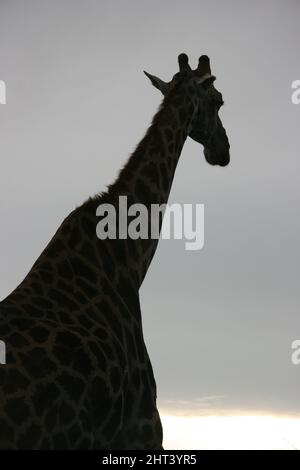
[143,71,169,95]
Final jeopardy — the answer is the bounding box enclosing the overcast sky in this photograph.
[0,0,299,420]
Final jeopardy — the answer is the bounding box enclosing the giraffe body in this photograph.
[0,54,229,449]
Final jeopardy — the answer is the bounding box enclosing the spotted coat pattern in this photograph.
[0,58,228,449]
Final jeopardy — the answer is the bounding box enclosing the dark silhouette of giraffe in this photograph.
[0,54,230,449]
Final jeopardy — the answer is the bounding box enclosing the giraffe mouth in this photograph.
[204,147,230,167]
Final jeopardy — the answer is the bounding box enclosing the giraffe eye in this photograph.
[216,99,224,110]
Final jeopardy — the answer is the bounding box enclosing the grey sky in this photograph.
[0,0,299,416]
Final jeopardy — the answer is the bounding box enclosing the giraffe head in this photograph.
[144,54,230,167]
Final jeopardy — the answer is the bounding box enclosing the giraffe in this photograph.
[0,54,230,449]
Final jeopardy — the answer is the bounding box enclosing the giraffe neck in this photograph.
[99,79,199,288]
[59,79,200,302]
